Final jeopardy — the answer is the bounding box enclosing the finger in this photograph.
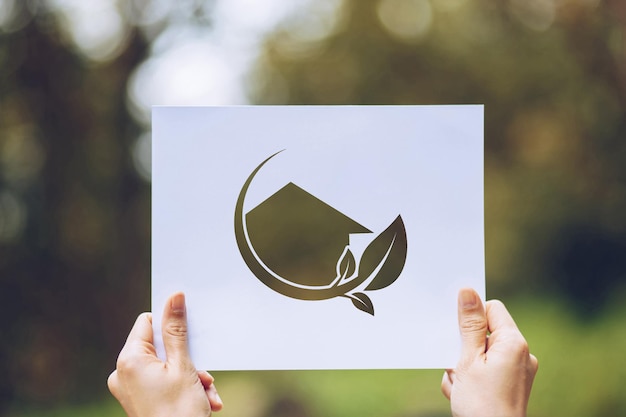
[441,369,454,400]
[161,292,193,368]
[199,371,223,411]
[529,353,539,374]
[116,313,157,362]
[124,313,154,347]
[457,288,488,362]
[107,370,120,397]
[485,300,519,335]
[198,370,214,387]
[484,299,531,355]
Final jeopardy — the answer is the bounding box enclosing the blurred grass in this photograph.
[4,400,126,417]
[7,296,626,417]
[511,294,626,417]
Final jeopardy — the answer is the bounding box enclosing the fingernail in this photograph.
[171,292,186,315]
[459,289,478,310]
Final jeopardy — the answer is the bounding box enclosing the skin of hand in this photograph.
[441,288,538,417]
[108,292,223,417]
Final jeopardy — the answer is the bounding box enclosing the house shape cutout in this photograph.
[246,182,372,287]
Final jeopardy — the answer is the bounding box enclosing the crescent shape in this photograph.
[234,151,365,301]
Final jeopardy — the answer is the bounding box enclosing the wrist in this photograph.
[452,401,527,417]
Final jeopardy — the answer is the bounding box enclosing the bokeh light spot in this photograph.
[0,190,25,242]
[49,0,128,62]
[508,0,556,32]
[127,33,246,126]
[0,126,45,188]
[132,131,152,182]
[377,0,433,42]
[432,0,467,12]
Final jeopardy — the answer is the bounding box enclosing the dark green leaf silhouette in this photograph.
[336,248,356,283]
[346,292,375,315]
[359,215,407,291]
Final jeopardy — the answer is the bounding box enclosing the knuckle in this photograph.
[529,353,539,373]
[488,299,505,310]
[512,334,530,356]
[115,352,141,377]
[137,312,152,322]
[460,315,487,333]
[504,332,538,369]
[107,371,119,394]
[164,319,188,339]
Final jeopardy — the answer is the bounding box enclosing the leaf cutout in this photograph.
[347,292,375,316]
[358,215,408,291]
[336,248,356,282]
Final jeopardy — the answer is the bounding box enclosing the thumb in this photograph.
[162,292,193,368]
[457,288,488,364]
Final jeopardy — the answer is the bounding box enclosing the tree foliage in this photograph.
[255,0,626,313]
[1,0,625,412]
[0,1,150,408]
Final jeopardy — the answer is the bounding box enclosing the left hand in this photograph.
[108,292,223,417]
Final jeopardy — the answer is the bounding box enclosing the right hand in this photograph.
[441,288,538,417]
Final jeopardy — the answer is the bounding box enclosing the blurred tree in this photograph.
[262,396,312,417]
[254,0,626,315]
[0,0,224,409]
[1,0,625,413]
[0,0,150,409]
[1,0,225,410]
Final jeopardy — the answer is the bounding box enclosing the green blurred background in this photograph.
[1,0,625,416]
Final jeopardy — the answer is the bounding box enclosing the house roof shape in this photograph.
[246,182,371,287]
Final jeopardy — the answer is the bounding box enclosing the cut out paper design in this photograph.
[235,151,407,315]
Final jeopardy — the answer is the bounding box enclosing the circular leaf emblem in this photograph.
[234,151,407,315]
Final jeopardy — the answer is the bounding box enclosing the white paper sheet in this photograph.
[152,105,484,370]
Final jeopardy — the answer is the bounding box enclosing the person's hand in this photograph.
[108,292,223,417]
[441,288,538,417]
